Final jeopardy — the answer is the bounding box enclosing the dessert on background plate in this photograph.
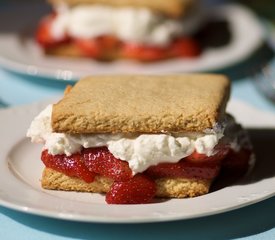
[0,3,264,79]
[27,75,253,204]
[36,0,202,61]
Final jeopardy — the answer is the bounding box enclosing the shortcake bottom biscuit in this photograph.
[45,43,83,58]
[42,168,211,198]
[45,43,119,60]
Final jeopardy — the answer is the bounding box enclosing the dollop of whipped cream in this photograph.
[27,105,223,174]
[51,4,202,46]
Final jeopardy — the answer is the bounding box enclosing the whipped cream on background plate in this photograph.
[27,105,224,174]
[51,4,202,46]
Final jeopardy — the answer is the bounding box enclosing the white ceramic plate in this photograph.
[0,3,264,81]
[0,99,275,223]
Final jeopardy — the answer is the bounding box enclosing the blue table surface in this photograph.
[1,2,275,239]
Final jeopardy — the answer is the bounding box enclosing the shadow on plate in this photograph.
[195,19,232,50]
[243,128,275,182]
[212,128,275,191]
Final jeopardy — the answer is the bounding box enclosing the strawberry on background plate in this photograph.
[36,14,68,48]
[168,38,201,57]
[36,15,201,61]
[121,43,166,61]
[75,36,120,58]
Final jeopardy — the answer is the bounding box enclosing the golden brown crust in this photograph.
[52,75,230,134]
[155,178,211,198]
[42,168,113,193]
[42,168,211,198]
[48,0,195,17]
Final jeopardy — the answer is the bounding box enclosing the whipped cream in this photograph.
[27,105,224,174]
[51,4,202,46]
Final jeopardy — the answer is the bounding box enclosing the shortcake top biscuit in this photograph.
[48,0,195,17]
[52,74,230,134]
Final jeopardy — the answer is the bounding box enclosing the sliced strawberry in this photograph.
[185,145,230,163]
[75,36,120,58]
[41,150,95,183]
[106,174,156,204]
[121,38,200,61]
[83,147,133,181]
[168,38,201,57]
[36,14,68,48]
[121,43,166,61]
[99,35,120,49]
[146,160,221,180]
[74,38,102,58]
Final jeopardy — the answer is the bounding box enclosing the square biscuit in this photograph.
[52,74,230,133]
[48,0,195,17]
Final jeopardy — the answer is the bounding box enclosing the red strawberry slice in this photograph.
[185,145,230,163]
[83,147,133,181]
[74,38,102,58]
[99,35,120,49]
[168,38,201,57]
[106,174,156,204]
[121,43,166,61]
[75,36,119,58]
[146,160,221,180]
[41,150,95,183]
[36,14,68,48]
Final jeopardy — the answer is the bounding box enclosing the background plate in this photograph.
[0,3,264,81]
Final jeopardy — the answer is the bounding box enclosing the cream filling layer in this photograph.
[27,105,224,174]
[50,4,202,46]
